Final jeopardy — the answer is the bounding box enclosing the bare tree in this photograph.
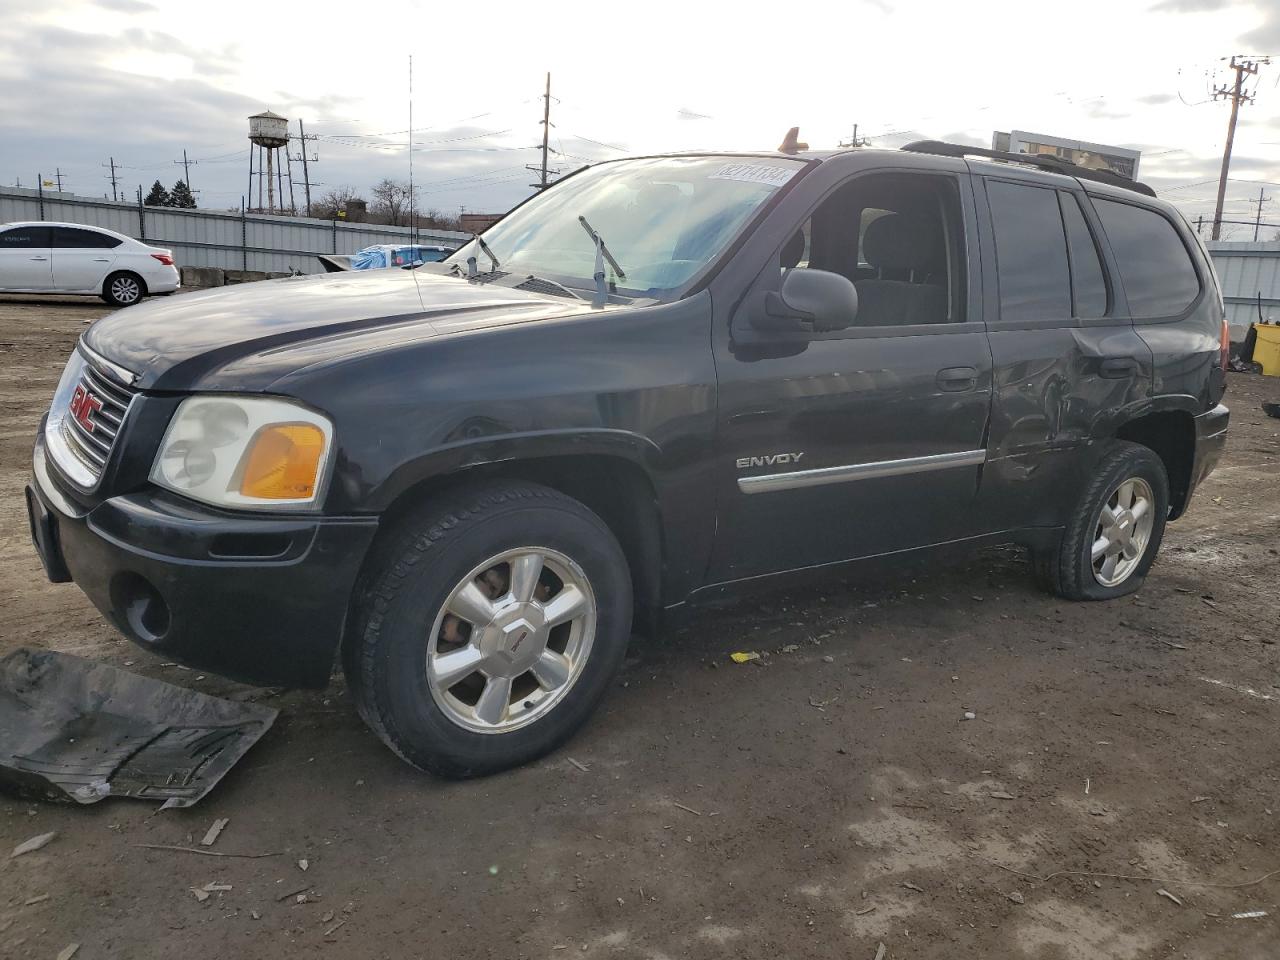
[419,208,462,231]
[312,185,365,219]
[370,178,415,226]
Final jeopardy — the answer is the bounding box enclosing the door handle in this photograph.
[28,256,48,261]
[1100,357,1140,379]
[91,257,111,262]
[936,366,979,391]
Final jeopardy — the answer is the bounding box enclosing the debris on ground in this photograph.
[24,894,50,906]
[902,881,924,893]
[298,859,310,871]
[190,887,210,903]
[56,945,79,960]
[873,943,887,960]
[1007,891,1025,904]
[0,648,277,807]
[1232,910,1268,919]
[200,818,229,847]
[962,711,977,721]
[730,651,760,664]
[10,831,56,858]
[567,757,590,773]
[1156,888,1183,906]
[781,644,800,654]
[989,791,1017,800]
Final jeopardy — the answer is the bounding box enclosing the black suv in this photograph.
[27,141,1229,777]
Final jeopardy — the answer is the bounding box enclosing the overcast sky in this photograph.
[1,0,1277,237]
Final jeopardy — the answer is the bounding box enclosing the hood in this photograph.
[84,268,597,391]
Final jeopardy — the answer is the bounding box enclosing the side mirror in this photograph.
[755,268,858,334]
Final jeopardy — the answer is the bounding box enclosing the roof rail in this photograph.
[901,139,1157,198]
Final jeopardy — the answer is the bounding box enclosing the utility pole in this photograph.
[1253,187,1271,241]
[103,157,119,202]
[174,149,197,193]
[1211,56,1268,240]
[527,72,559,190]
[291,119,317,217]
[839,124,868,148]
[54,168,64,192]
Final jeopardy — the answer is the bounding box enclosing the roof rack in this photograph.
[901,140,1156,198]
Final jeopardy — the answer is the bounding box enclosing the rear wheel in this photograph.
[102,271,145,307]
[1034,441,1169,600]
[345,481,632,778]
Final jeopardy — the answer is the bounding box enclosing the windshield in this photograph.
[443,156,805,298]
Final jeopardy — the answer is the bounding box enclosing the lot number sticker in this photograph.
[710,164,797,188]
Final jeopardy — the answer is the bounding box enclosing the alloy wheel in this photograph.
[111,276,141,304]
[1091,477,1156,587]
[425,547,597,733]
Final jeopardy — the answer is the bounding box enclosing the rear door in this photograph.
[0,225,53,291]
[51,226,121,293]
[971,170,1150,531]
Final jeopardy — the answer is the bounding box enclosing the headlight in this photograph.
[150,396,334,510]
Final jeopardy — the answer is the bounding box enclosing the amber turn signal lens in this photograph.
[238,424,326,500]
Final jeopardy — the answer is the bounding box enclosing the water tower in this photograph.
[248,110,293,214]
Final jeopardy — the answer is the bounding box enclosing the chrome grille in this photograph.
[55,352,138,484]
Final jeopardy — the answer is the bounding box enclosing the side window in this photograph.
[783,172,966,327]
[986,181,1071,324]
[1092,198,1200,318]
[1058,192,1108,319]
[53,227,122,249]
[0,226,52,248]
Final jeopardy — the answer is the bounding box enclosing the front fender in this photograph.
[363,428,663,512]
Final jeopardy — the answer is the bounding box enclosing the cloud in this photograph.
[1137,93,1176,105]
[96,0,156,11]
[1149,0,1233,10]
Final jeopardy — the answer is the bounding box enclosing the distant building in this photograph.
[460,213,503,234]
[993,130,1141,180]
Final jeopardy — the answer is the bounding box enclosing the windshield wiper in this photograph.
[578,216,627,307]
[465,234,501,279]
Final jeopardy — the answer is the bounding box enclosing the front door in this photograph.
[708,168,993,583]
[0,225,53,291]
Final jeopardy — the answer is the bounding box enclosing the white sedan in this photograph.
[0,221,180,306]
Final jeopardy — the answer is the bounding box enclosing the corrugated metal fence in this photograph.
[0,186,470,275]
[1206,241,1280,339]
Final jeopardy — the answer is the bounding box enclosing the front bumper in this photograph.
[28,433,378,688]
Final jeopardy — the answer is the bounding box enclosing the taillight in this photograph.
[150,252,175,266]
[1220,317,1231,372]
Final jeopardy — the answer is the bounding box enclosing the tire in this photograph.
[1034,441,1169,600]
[345,481,633,778]
[101,271,146,307]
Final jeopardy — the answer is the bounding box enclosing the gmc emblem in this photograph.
[69,383,103,433]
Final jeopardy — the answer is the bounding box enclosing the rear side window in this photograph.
[53,227,122,249]
[1093,198,1200,318]
[1059,193,1108,318]
[0,226,52,247]
[987,181,1071,323]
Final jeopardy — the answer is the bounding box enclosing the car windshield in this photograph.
[443,156,806,298]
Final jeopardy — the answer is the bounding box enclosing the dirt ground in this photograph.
[1,294,1278,960]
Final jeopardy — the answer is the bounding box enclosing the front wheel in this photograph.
[1034,441,1169,600]
[345,481,633,778]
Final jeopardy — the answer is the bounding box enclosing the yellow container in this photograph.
[1254,323,1280,377]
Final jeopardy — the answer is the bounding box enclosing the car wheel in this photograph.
[1034,441,1169,600]
[345,481,633,778]
[102,272,146,306]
